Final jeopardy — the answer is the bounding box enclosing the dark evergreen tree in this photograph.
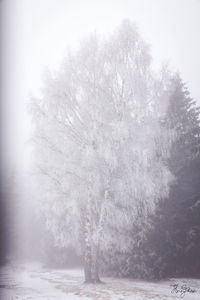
[142,74,200,279]
[166,74,200,173]
[112,74,200,280]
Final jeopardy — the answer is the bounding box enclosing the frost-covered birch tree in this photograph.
[30,20,174,283]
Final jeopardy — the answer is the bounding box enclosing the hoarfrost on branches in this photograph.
[30,20,174,282]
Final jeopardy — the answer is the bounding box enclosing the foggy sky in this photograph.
[1,0,200,171]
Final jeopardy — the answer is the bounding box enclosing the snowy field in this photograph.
[0,263,200,300]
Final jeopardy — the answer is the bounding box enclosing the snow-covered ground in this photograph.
[0,263,200,299]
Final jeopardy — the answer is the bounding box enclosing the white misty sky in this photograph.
[1,0,200,170]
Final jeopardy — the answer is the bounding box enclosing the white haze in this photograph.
[1,0,200,172]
